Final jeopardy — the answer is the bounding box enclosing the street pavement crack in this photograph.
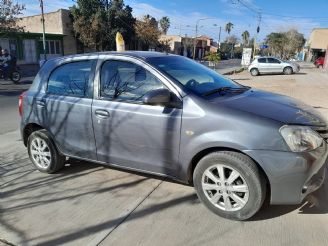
[95,180,163,246]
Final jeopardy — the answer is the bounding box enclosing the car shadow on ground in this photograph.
[256,72,307,76]
[63,159,328,221]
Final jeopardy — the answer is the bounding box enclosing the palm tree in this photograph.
[242,30,250,46]
[159,16,170,35]
[225,22,234,35]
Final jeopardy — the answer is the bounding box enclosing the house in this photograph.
[306,28,328,62]
[159,34,217,59]
[0,9,79,64]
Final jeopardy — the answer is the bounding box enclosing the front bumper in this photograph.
[245,143,328,205]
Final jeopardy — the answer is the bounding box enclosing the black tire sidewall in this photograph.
[284,67,292,75]
[27,130,64,173]
[193,152,266,220]
[10,72,21,83]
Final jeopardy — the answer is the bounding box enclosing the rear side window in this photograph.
[47,60,93,97]
[258,58,267,63]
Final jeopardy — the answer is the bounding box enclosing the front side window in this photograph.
[47,60,92,97]
[100,60,164,102]
[267,58,280,64]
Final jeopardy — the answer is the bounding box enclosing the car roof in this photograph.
[257,56,280,59]
[50,51,174,62]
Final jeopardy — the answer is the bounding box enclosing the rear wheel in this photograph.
[10,71,21,83]
[283,66,293,75]
[250,68,259,76]
[193,151,266,220]
[27,130,65,173]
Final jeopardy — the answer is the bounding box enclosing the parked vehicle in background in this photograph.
[19,52,327,221]
[248,56,300,76]
[314,57,325,68]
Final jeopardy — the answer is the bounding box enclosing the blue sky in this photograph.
[20,0,328,42]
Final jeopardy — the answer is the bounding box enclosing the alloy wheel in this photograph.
[201,164,249,211]
[30,137,52,169]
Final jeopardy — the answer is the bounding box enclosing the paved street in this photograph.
[1,66,328,246]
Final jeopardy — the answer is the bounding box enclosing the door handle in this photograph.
[36,100,45,107]
[95,109,110,118]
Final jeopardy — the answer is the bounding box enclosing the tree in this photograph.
[265,29,305,59]
[225,22,234,35]
[135,15,161,50]
[70,0,135,51]
[159,16,170,35]
[0,0,25,34]
[225,34,237,59]
[241,30,250,46]
[204,51,220,63]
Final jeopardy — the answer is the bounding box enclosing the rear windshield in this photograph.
[147,56,240,96]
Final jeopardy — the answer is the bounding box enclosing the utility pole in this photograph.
[218,26,221,49]
[253,12,261,58]
[193,21,199,60]
[39,0,46,61]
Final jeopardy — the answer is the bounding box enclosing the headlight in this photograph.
[280,125,323,152]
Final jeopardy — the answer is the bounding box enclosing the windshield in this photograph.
[147,56,241,96]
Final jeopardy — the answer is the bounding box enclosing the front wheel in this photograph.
[283,66,293,75]
[27,130,65,173]
[193,151,266,220]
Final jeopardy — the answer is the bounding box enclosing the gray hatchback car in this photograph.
[20,51,327,220]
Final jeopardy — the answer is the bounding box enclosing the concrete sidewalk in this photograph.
[1,129,328,246]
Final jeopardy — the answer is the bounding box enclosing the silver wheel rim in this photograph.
[201,164,249,212]
[251,69,257,76]
[30,137,52,169]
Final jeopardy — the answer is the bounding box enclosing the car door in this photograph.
[42,58,97,159]
[267,58,283,73]
[92,57,182,176]
[257,58,269,73]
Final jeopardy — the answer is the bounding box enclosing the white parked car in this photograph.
[248,57,300,76]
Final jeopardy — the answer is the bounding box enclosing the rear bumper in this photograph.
[245,143,328,205]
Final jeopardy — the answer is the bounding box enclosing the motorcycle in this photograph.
[0,58,21,83]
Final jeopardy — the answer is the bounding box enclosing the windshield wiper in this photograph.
[202,86,251,97]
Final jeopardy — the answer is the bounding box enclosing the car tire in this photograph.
[10,71,21,83]
[283,66,293,75]
[27,130,65,173]
[193,151,266,221]
[250,68,259,76]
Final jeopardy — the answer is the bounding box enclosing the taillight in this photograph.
[19,91,27,117]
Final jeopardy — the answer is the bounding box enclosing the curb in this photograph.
[222,67,246,75]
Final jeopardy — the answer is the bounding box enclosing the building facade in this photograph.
[159,34,217,59]
[306,28,328,62]
[0,9,78,64]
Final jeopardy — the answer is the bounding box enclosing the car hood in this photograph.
[210,89,326,126]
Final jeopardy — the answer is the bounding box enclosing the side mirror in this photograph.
[143,88,171,106]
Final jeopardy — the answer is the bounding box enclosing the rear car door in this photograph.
[267,58,283,73]
[257,58,269,73]
[92,56,182,176]
[41,58,97,159]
